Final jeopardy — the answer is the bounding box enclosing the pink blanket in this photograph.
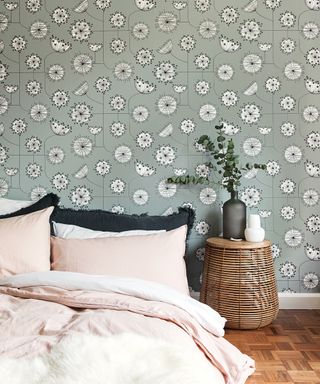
[0,272,254,384]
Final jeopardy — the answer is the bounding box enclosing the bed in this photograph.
[0,195,255,384]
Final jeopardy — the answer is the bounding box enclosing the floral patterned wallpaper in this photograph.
[0,0,319,293]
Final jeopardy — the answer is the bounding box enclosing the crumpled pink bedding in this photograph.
[0,272,255,384]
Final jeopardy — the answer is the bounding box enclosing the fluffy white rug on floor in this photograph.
[0,333,218,384]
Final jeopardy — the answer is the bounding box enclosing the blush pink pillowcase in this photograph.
[51,225,189,295]
[0,207,54,276]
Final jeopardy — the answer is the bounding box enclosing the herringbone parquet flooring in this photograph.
[225,310,320,383]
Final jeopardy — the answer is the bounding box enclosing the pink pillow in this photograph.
[51,225,189,295]
[0,207,54,276]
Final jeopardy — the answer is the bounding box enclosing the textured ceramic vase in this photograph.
[245,214,265,242]
[223,191,246,239]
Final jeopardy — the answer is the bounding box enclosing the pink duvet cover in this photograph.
[0,272,254,384]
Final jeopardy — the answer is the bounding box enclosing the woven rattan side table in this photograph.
[200,237,279,330]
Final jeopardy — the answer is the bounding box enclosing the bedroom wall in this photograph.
[0,0,319,293]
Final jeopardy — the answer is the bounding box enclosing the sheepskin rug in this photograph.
[0,333,218,384]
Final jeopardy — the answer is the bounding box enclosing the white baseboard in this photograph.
[278,293,320,309]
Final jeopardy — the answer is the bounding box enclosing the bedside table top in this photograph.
[206,237,271,249]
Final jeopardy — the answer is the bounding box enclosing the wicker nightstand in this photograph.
[200,237,279,330]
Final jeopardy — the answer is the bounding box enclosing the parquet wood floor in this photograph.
[225,310,320,383]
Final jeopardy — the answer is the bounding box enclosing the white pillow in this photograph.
[53,221,166,239]
[0,198,34,215]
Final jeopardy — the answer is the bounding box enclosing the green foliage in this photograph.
[167,124,266,193]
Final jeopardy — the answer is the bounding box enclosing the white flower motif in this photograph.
[265,0,281,8]
[180,119,195,134]
[135,49,154,67]
[280,38,296,54]
[71,20,92,41]
[95,0,111,10]
[111,205,125,214]
[51,90,69,108]
[26,136,41,153]
[156,12,178,33]
[243,137,262,156]
[195,80,210,95]
[26,162,41,179]
[110,122,126,137]
[196,163,210,178]
[220,6,239,24]
[302,189,319,206]
[48,146,65,164]
[0,14,8,32]
[199,104,216,121]
[114,145,132,163]
[114,62,133,81]
[302,22,319,39]
[194,53,210,69]
[217,64,234,80]
[95,160,111,176]
[109,12,126,29]
[11,118,27,135]
[157,95,177,115]
[284,229,303,247]
[266,160,281,176]
[30,21,48,39]
[95,77,111,93]
[110,178,126,194]
[195,247,205,261]
[52,173,69,191]
[30,186,47,201]
[154,61,176,83]
[221,90,238,108]
[280,95,296,111]
[303,272,319,290]
[199,188,216,205]
[239,20,261,41]
[132,23,149,40]
[158,180,177,198]
[221,121,240,135]
[73,54,93,74]
[280,11,296,28]
[280,178,296,194]
[70,103,92,125]
[265,77,281,93]
[110,38,126,55]
[280,206,296,220]
[0,95,8,114]
[0,145,8,165]
[195,0,211,13]
[51,7,69,24]
[306,131,320,150]
[199,20,217,39]
[242,54,262,73]
[155,145,176,166]
[72,137,93,157]
[136,132,153,149]
[132,105,149,122]
[284,62,303,80]
[133,189,149,205]
[305,244,320,260]
[70,186,92,207]
[284,145,302,163]
[0,178,8,196]
[271,244,281,259]
[240,104,261,124]
[110,95,126,111]
[30,104,48,122]
[11,36,27,52]
[306,215,320,233]
[303,106,319,123]
[48,64,64,81]
[241,187,262,207]
[279,261,296,278]
[179,35,196,52]
[306,48,320,67]
[280,122,295,136]
[195,220,210,235]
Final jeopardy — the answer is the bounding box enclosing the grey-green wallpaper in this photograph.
[0,0,319,293]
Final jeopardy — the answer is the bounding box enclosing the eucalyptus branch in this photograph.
[167,124,266,193]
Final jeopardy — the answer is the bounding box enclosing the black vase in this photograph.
[223,191,246,239]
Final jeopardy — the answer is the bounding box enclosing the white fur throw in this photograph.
[0,333,218,384]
